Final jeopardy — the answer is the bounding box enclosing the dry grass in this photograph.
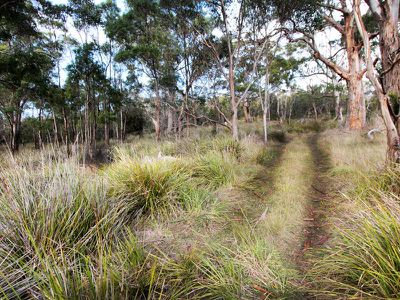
[6,121,387,298]
[310,128,400,298]
[322,129,386,175]
[256,136,313,257]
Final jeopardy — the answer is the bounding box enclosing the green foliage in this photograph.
[179,185,215,213]
[268,0,324,32]
[213,137,244,160]
[0,159,128,299]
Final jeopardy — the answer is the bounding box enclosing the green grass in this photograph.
[256,147,279,166]
[105,153,192,217]
[311,187,400,298]
[192,151,236,189]
[5,122,395,299]
[309,129,400,299]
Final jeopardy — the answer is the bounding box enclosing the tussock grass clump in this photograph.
[312,193,400,298]
[0,160,130,299]
[213,137,244,160]
[105,153,192,217]
[312,167,400,299]
[179,185,215,213]
[190,236,295,299]
[256,148,279,166]
[192,151,236,189]
[105,145,238,217]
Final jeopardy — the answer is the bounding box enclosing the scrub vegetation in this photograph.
[1,0,400,299]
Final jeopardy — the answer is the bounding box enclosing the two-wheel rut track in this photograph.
[295,133,333,298]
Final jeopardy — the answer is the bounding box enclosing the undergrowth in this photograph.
[311,130,400,299]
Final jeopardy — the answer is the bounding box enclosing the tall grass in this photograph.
[0,156,132,299]
[105,151,192,217]
[192,151,236,189]
[0,122,299,299]
[312,183,400,298]
[311,129,400,298]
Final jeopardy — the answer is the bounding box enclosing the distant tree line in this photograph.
[0,0,398,161]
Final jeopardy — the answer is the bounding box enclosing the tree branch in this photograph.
[324,16,345,33]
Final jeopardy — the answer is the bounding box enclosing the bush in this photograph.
[213,138,244,160]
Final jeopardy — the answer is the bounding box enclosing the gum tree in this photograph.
[354,0,400,162]
[269,0,368,130]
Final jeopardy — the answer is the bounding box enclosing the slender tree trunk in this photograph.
[115,122,119,141]
[243,100,251,123]
[334,85,344,126]
[84,91,90,160]
[10,110,21,153]
[344,13,366,130]
[104,98,110,146]
[166,91,175,135]
[263,51,270,145]
[313,102,318,120]
[154,81,161,141]
[263,111,268,145]
[37,106,43,150]
[52,109,59,147]
[119,109,124,141]
[229,62,239,140]
[167,108,173,135]
[185,111,190,137]
[177,106,183,139]
[62,107,70,156]
[277,97,280,122]
[123,113,126,140]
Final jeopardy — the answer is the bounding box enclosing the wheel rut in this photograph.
[295,133,333,298]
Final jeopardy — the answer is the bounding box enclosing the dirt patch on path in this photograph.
[294,133,333,298]
[303,134,332,255]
